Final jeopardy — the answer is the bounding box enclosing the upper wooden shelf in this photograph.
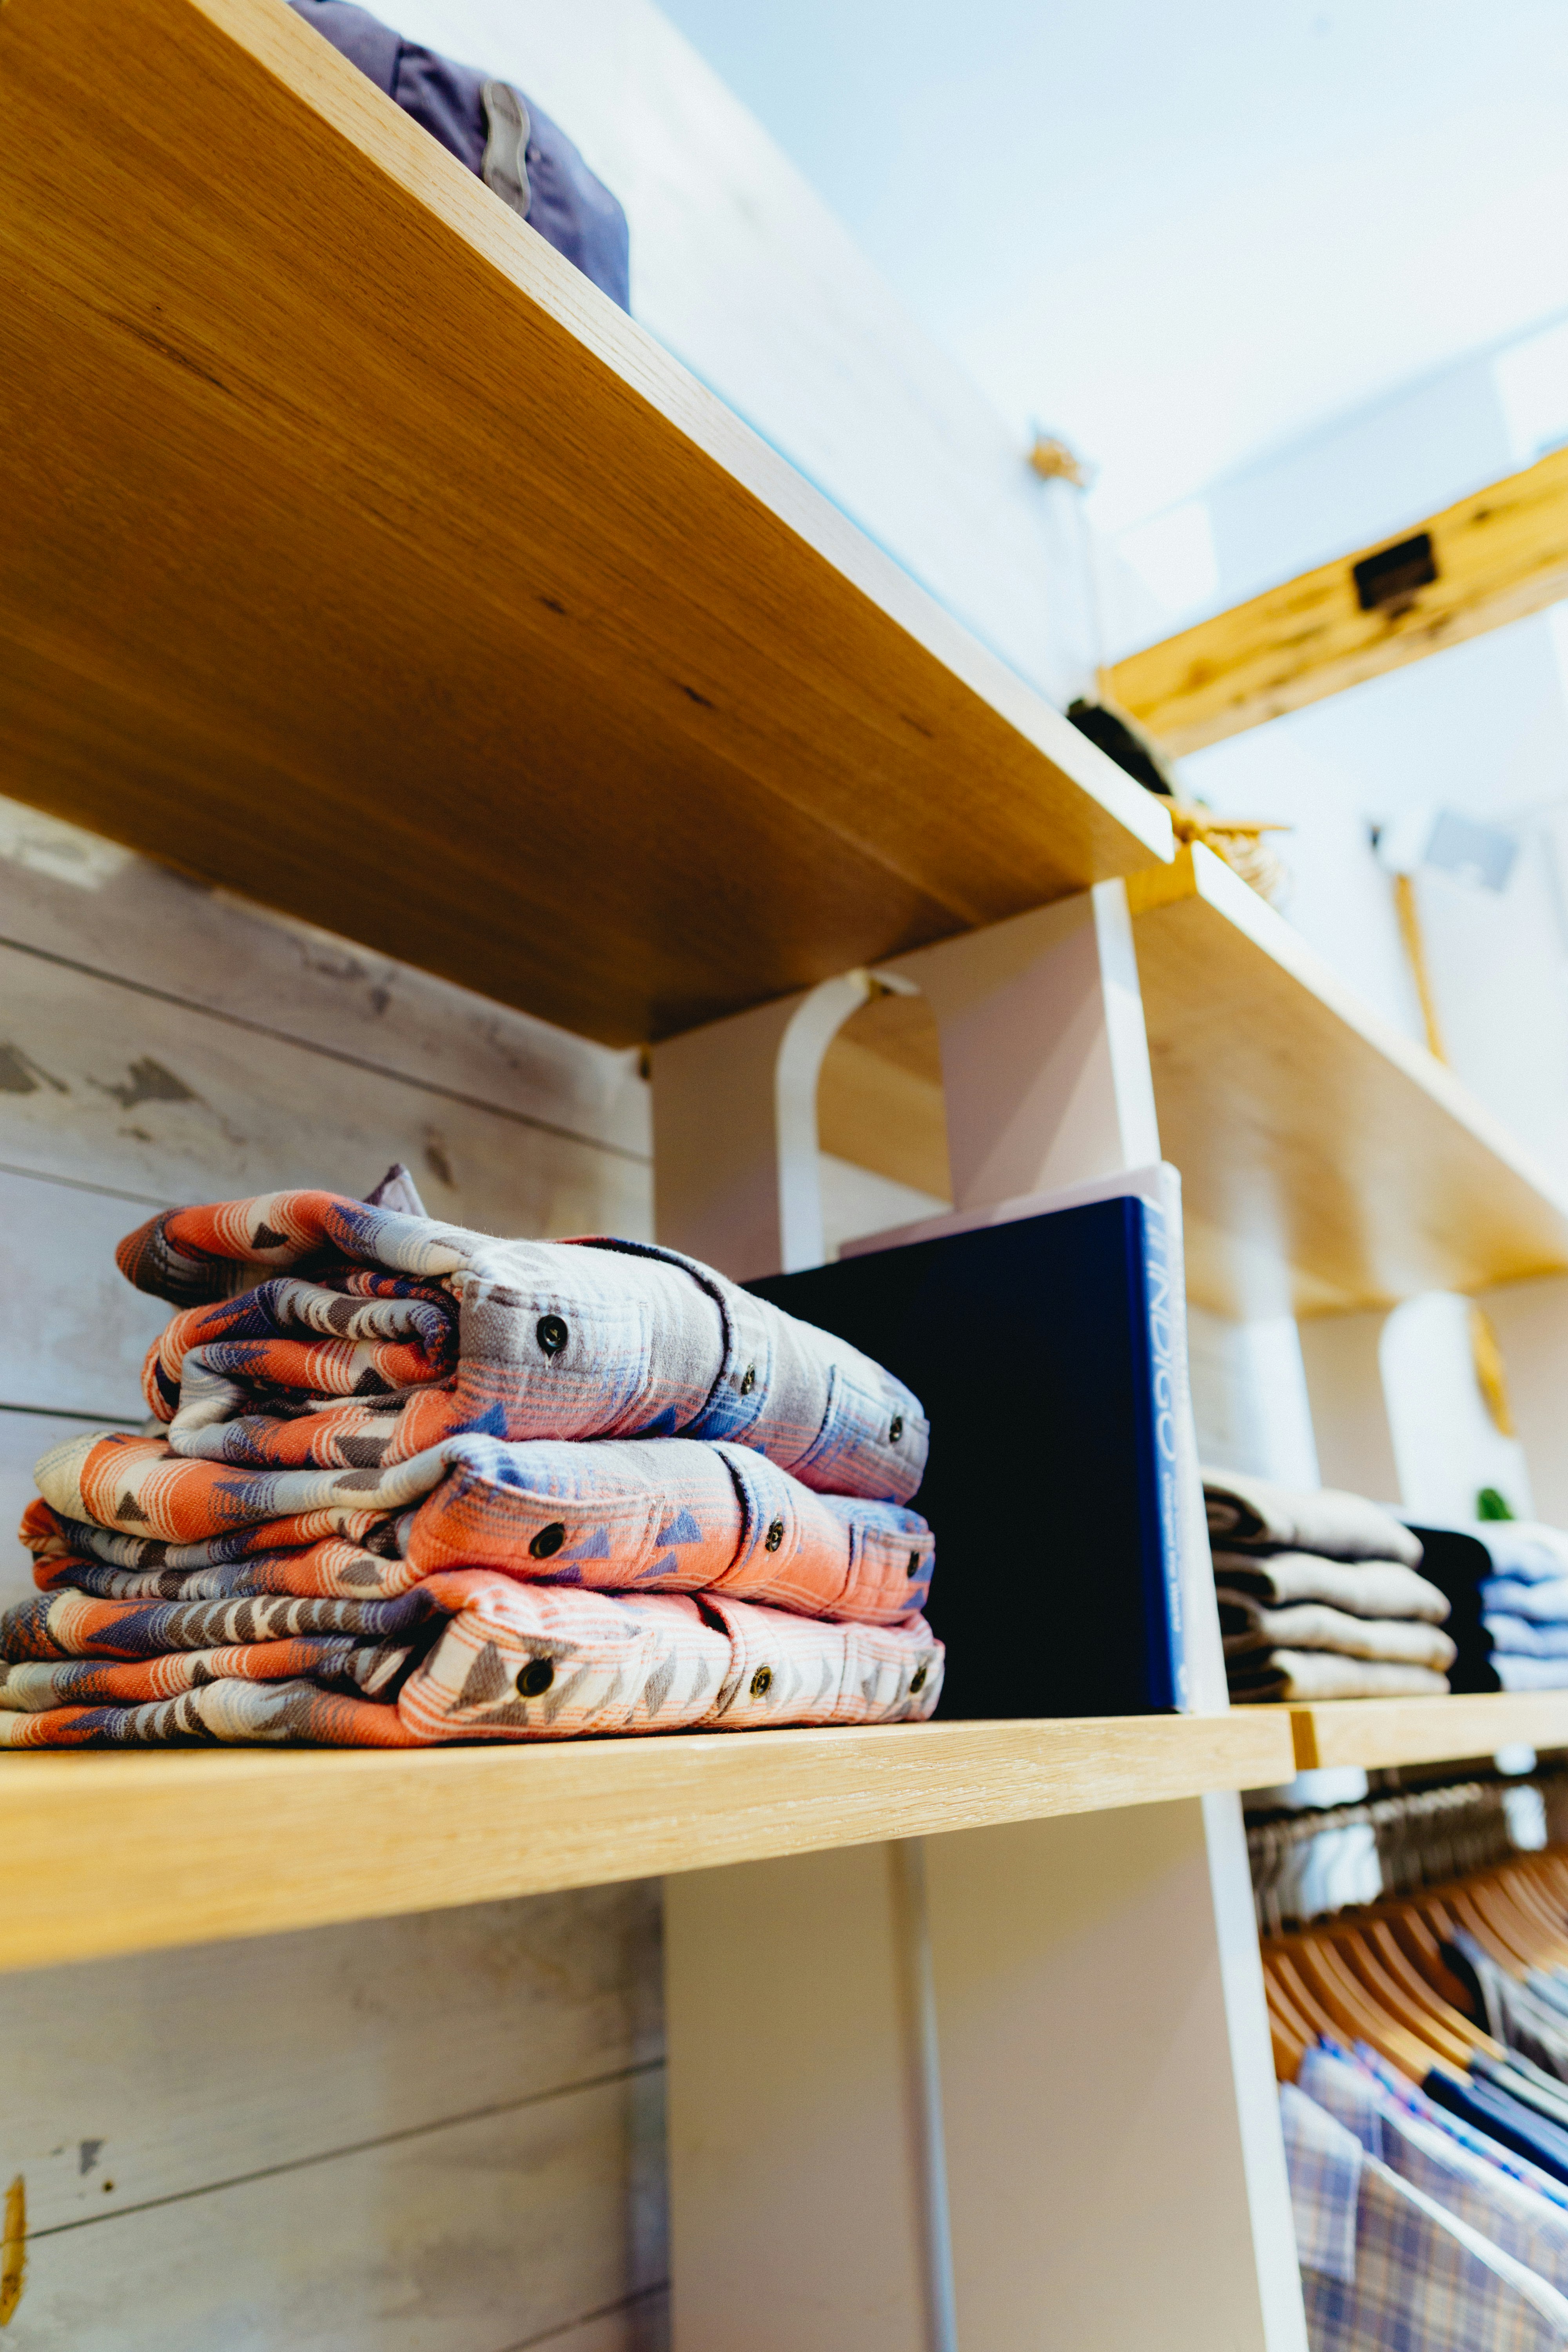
[1287,1691,1568,1773]
[0,0,1169,1049]
[821,843,1568,1317]
[0,1710,1290,1970]
[1127,846,1568,1318]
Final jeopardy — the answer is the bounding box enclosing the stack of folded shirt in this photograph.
[1205,1468,1455,1703]
[0,1178,944,1747]
[1470,1523,1568,1693]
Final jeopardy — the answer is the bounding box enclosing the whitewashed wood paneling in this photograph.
[0,931,648,1240]
[4,1884,661,2230]
[13,2073,666,2352]
[0,1173,170,1423]
[0,798,650,1160]
[0,819,668,2350]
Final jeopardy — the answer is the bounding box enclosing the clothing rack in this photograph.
[1247,1771,1568,1936]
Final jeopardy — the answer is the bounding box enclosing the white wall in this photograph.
[386,0,1101,706]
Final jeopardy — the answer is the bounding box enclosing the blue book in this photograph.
[752,1191,1191,1717]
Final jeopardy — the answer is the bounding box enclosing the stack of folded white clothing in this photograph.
[1472,1522,1568,1692]
[1205,1469,1455,1703]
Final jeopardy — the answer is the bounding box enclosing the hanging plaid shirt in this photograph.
[1299,2045,1568,2293]
[1281,2082,1568,2350]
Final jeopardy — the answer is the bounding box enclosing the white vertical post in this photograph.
[1479,1274,1568,1523]
[925,1795,1301,2352]
[886,880,1160,1204]
[1297,1310,1401,1499]
[651,971,872,1282]
[665,1844,935,2352]
[657,886,1305,2352]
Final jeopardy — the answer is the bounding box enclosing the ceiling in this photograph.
[653,0,1568,532]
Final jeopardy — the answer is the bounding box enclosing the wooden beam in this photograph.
[1109,446,1568,756]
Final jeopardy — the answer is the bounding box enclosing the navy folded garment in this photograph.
[287,0,631,310]
[1424,2068,1568,2184]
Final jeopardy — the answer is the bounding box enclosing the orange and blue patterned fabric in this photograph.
[0,1189,945,1748]
[27,1430,933,1623]
[0,1574,943,1747]
[118,1191,928,1502]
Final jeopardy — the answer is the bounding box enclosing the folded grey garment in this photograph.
[1227,1648,1450,1704]
[1203,1468,1422,1566]
[1211,1548,1448,1623]
[1218,1593,1456,1672]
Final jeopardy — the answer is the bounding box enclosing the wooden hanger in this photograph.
[1323,1922,1479,2070]
[1279,1933,1435,2079]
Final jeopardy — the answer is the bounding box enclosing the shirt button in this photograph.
[537,1314,569,1356]
[750,1665,773,1698]
[764,1518,784,1552]
[517,1657,555,1697]
[530,1522,566,1559]
[889,1415,904,1443]
[740,1364,756,1395]
[907,1550,921,1577]
[909,1664,927,1694]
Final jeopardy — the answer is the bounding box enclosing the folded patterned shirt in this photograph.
[0,1572,944,1748]
[29,1430,933,1625]
[116,1191,927,1502]
[1203,1469,1423,1566]
[1212,1548,1449,1623]
[1217,1592,1456,1673]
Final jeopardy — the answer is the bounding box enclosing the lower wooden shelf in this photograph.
[0,1710,1292,1971]
[1287,1691,1568,1772]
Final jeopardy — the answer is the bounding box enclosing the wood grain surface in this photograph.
[1127,847,1568,1317]
[0,1713,1294,1972]
[0,0,1169,1046]
[1289,1691,1568,1772]
[1110,446,1568,755]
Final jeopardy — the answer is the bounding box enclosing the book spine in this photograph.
[1138,1196,1191,1712]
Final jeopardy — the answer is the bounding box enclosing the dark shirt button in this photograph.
[889,1415,904,1443]
[907,1550,921,1577]
[517,1657,555,1697]
[909,1664,927,1694]
[750,1665,773,1698]
[537,1314,569,1355]
[530,1522,566,1559]
[764,1518,784,1552]
[739,1364,756,1395]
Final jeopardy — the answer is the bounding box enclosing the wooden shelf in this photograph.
[1287,1692,1568,1773]
[822,842,1568,1318]
[0,1710,1292,1970]
[1126,846,1568,1318]
[0,0,1169,1049]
